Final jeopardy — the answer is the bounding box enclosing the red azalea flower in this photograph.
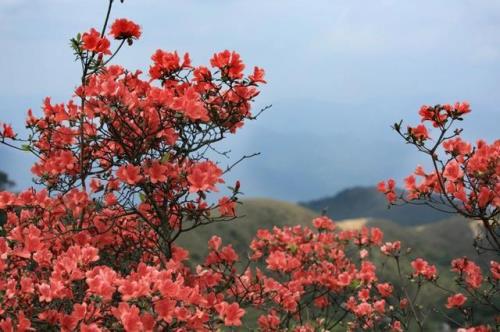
[110,18,141,40]
[116,164,143,185]
[82,28,111,55]
[446,293,467,309]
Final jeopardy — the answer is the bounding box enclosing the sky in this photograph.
[0,0,499,202]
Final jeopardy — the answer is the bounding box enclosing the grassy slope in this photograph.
[176,198,318,262]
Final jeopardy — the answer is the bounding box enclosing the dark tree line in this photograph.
[0,169,13,227]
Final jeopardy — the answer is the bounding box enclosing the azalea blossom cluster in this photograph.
[245,217,404,331]
[0,200,250,330]
[378,102,499,252]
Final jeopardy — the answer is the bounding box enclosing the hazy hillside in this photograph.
[302,186,450,226]
[177,198,319,261]
[179,196,490,269]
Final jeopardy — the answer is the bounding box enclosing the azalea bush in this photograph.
[0,0,498,331]
[0,0,265,329]
[378,103,499,331]
[378,103,499,252]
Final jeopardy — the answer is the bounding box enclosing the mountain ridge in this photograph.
[300,186,451,226]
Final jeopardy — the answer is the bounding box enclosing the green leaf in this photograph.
[160,153,171,163]
[349,279,362,290]
[287,243,298,254]
[139,193,146,202]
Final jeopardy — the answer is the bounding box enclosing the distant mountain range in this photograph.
[301,186,451,226]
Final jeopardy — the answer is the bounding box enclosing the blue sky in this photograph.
[1,0,499,201]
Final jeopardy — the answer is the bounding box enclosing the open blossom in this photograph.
[112,302,147,331]
[210,50,245,79]
[0,191,16,209]
[443,137,472,156]
[380,241,401,256]
[38,283,53,302]
[266,251,301,272]
[82,28,111,55]
[358,261,377,283]
[144,160,168,184]
[443,160,464,182]
[454,101,471,115]
[391,320,404,332]
[408,124,429,140]
[85,266,118,300]
[404,174,417,193]
[446,293,467,309]
[419,104,449,127]
[110,18,141,40]
[1,123,15,138]
[477,186,492,208]
[116,164,143,185]
[249,66,266,83]
[411,258,437,280]
[149,49,191,79]
[312,216,335,231]
[337,272,353,287]
[172,87,209,121]
[218,196,236,217]
[353,302,373,317]
[377,179,397,203]
[258,311,280,330]
[208,235,222,251]
[373,299,386,314]
[187,161,223,193]
[376,283,393,298]
[451,257,483,289]
[216,302,245,326]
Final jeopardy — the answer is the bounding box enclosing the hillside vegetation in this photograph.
[178,196,494,329]
[177,198,318,261]
[180,196,489,268]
